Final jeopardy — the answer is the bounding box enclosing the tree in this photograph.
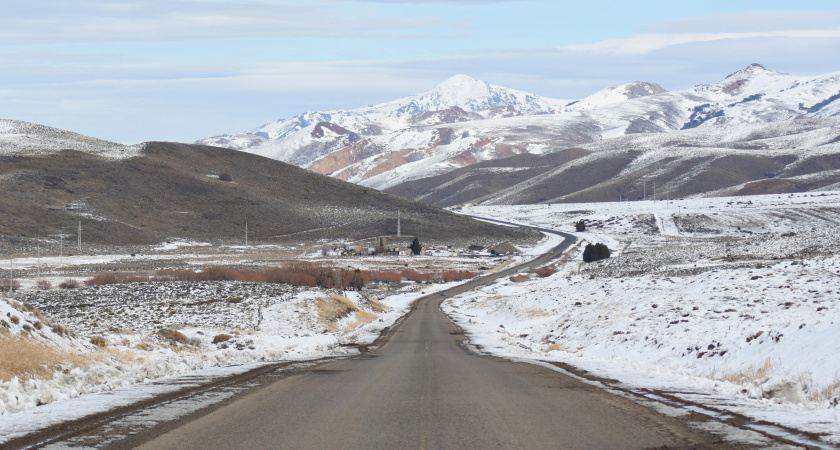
[574,220,586,232]
[582,243,611,263]
[410,237,422,255]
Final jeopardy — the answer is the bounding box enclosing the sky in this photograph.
[2,0,840,144]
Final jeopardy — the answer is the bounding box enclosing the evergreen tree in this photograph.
[582,243,611,262]
[410,237,422,255]
[575,220,586,232]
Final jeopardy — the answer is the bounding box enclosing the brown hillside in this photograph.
[0,142,535,248]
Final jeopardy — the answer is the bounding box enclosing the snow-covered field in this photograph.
[450,193,840,444]
[0,242,520,441]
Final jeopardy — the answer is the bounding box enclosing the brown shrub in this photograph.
[86,273,151,286]
[531,265,559,278]
[439,270,476,282]
[0,278,21,292]
[36,280,52,290]
[401,269,435,283]
[509,274,530,282]
[212,334,233,344]
[51,324,71,337]
[58,279,80,289]
[153,269,201,282]
[157,328,189,345]
[368,271,401,283]
[89,336,107,348]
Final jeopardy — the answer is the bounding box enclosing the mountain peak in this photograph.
[724,63,771,80]
[428,74,492,99]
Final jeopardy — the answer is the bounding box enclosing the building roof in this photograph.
[489,242,520,255]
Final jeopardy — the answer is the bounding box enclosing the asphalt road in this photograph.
[138,227,732,450]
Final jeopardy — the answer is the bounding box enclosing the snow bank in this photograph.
[451,194,840,443]
[0,278,442,417]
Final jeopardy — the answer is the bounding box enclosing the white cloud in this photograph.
[0,0,447,44]
[643,10,840,34]
[564,30,840,55]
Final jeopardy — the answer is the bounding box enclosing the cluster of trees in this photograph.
[574,220,586,232]
[582,243,610,263]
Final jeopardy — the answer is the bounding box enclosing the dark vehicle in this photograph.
[441,292,446,296]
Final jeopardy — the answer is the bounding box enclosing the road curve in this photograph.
[137,225,732,449]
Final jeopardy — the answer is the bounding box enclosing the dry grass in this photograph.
[808,376,840,403]
[717,359,774,386]
[362,296,389,313]
[486,259,516,274]
[342,310,378,332]
[315,295,359,332]
[0,332,92,382]
[543,342,567,352]
[525,307,551,318]
[530,265,559,278]
[509,274,530,283]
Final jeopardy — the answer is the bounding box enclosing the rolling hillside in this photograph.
[0,120,535,249]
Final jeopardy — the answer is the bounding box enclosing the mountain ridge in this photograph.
[197,65,840,196]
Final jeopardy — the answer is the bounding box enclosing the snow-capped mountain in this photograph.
[197,75,569,165]
[566,81,667,111]
[200,65,840,200]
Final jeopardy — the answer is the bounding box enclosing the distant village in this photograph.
[321,237,521,258]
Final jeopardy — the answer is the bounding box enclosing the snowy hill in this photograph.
[197,75,569,166]
[566,81,667,111]
[0,119,142,159]
[199,65,840,201]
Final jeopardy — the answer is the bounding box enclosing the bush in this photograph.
[86,273,151,286]
[509,274,530,282]
[212,334,233,344]
[218,173,232,182]
[58,279,80,289]
[51,324,69,337]
[531,265,558,278]
[36,280,52,290]
[157,328,200,346]
[89,336,107,348]
[582,243,611,263]
[574,220,586,232]
[0,278,21,292]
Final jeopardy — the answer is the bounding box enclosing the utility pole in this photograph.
[245,223,249,247]
[37,244,41,282]
[78,221,82,252]
[397,210,401,237]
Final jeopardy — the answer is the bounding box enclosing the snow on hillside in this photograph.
[198,65,840,194]
[568,81,667,111]
[450,192,840,444]
[196,75,569,162]
[0,119,142,159]
[0,279,447,420]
